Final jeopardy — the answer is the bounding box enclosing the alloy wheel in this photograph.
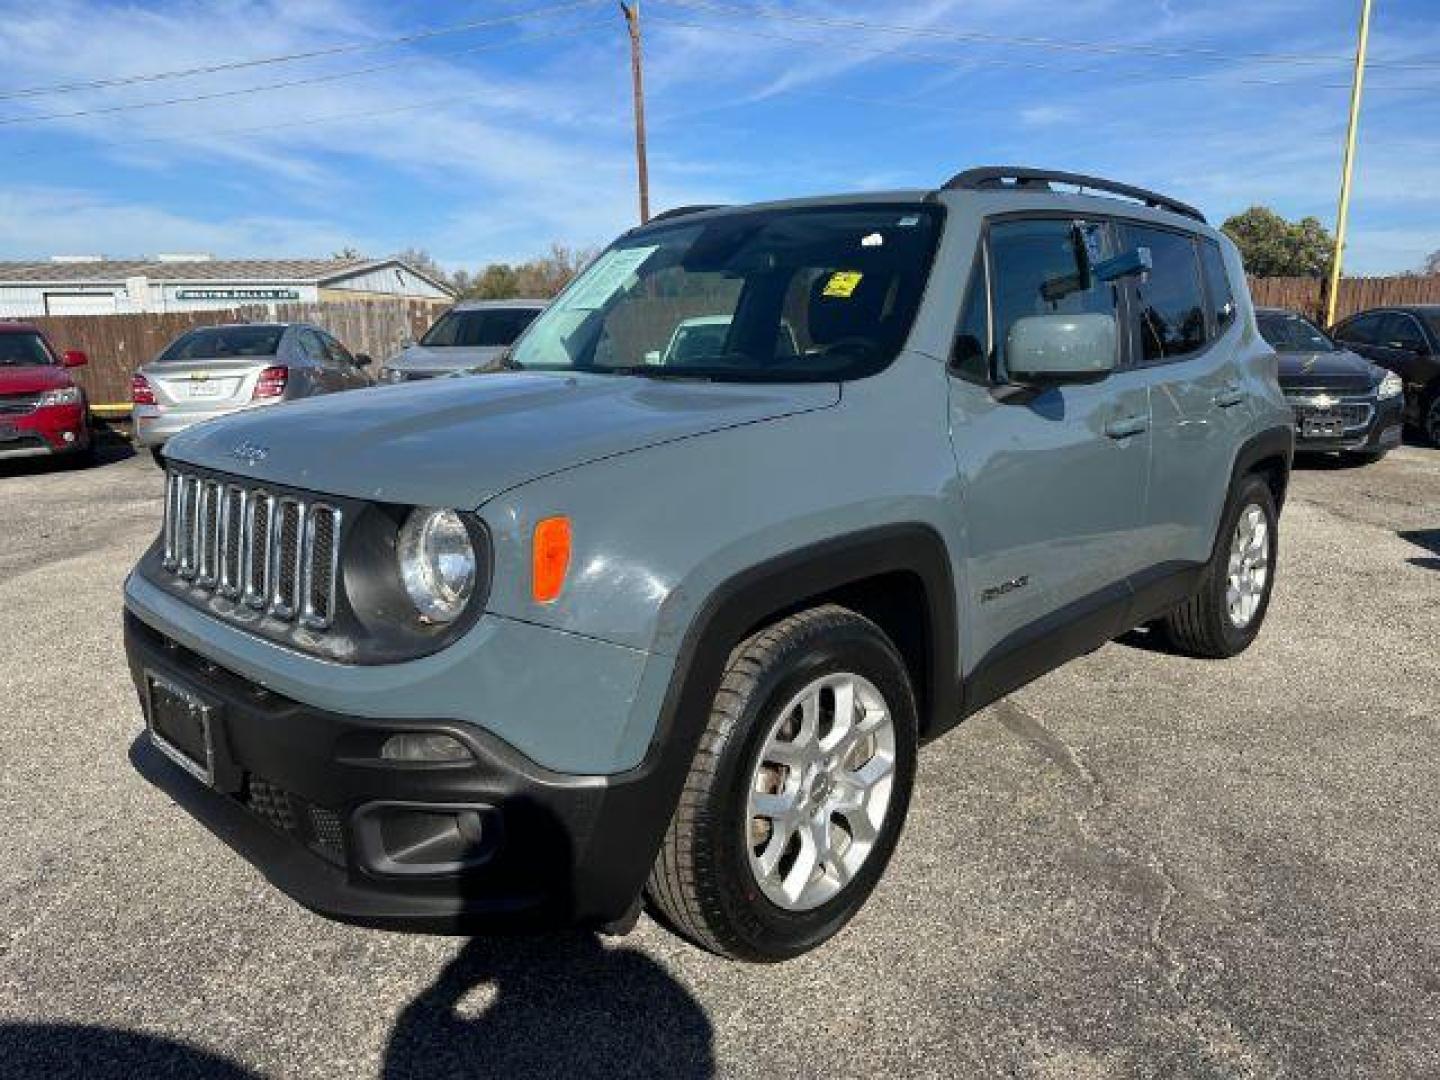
[1226,503,1271,629]
[746,672,896,912]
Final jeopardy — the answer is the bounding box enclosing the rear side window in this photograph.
[987,218,1119,377]
[1199,240,1236,333]
[1126,225,1207,362]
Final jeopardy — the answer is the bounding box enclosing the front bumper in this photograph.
[124,611,671,932]
[1284,390,1403,454]
[0,402,89,459]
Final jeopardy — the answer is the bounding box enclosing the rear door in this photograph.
[948,215,1152,668]
[1131,227,1249,570]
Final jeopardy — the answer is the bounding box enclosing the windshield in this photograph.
[157,326,284,362]
[0,332,55,367]
[421,308,540,348]
[1256,311,1336,353]
[508,205,943,381]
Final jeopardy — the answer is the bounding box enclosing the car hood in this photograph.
[389,344,505,375]
[1276,349,1377,390]
[0,364,73,394]
[165,370,840,507]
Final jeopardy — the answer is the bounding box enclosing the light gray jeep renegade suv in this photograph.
[124,167,1293,961]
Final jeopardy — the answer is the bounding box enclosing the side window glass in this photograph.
[1334,313,1375,343]
[951,254,990,384]
[1127,226,1208,362]
[321,334,352,367]
[1381,313,1426,351]
[295,330,325,365]
[988,218,1118,378]
[1199,240,1236,333]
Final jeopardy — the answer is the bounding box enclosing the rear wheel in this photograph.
[645,605,918,961]
[1424,389,1440,447]
[1162,475,1278,658]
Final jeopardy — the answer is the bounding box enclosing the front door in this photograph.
[948,215,1151,679]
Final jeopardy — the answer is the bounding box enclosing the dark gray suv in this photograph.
[124,167,1293,960]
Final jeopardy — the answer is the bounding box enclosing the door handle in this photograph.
[1104,414,1149,439]
[1213,383,1244,408]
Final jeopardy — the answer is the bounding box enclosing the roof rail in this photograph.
[943,166,1206,224]
[645,204,725,224]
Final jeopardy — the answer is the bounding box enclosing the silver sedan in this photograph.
[132,323,371,460]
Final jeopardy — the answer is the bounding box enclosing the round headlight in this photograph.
[397,509,476,623]
[1377,370,1404,400]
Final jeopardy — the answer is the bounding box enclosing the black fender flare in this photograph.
[581,524,958,920]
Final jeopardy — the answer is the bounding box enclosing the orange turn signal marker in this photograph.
[532,516,572,603]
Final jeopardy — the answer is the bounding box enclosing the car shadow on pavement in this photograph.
[0,436,134,479]
[382,932,714,1080]
[0,932,714,1079]
[0,1023,261,1079]
[1397,528,1440,572]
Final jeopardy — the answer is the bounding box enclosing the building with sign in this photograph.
[0,255,452,317]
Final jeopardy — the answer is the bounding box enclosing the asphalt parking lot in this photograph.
[1,440,1437,1079]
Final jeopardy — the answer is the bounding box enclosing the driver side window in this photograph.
[987,218,1118,379]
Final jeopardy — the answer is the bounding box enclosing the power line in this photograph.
[0,1,606,102]
[0,19,610,127]
[662,0,1440,72]
[648,15,1440,93]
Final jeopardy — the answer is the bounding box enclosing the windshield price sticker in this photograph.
[822,271,864,299]
[564,246,660,310]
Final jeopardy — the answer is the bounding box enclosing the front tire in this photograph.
[645,605,918,961]
[1161,475,1278,658]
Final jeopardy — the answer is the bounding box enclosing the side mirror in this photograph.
[353,352,372,368]
[61,349,89,368]
[1006,313,1117,385]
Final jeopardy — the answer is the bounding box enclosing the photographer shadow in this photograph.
[383,931,714,1080]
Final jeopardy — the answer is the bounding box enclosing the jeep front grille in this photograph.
[162,470,342,629]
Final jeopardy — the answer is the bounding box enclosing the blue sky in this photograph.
[1,0,1436,274]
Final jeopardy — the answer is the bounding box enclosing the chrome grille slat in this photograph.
[196,481,222,586]
[177,476,200,579]
[160,469,342,633]
[244,492,273,608]
[269,498,303,618]
[301,505,342,630]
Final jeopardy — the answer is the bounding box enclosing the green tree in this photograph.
[1221,207,1334,278]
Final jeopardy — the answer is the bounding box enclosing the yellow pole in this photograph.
[1325,0,1372,327]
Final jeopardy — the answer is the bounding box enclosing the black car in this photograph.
[1256,307,1404,461]
[1330,304,1440,446]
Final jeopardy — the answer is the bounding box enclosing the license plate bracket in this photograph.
[1301,414,1344,438]
[145,672,218,786]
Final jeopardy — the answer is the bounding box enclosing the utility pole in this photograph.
[621,2,651,224]
[1325,0,1372,326]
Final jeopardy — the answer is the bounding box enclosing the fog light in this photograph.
[62,430,75,443]
[379,732,473,762]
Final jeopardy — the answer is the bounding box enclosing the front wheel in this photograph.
[1161,475,1279,658]
[1424,390,1440,448]
[645,605,918,961]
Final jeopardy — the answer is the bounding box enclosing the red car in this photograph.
[0,323,93,462]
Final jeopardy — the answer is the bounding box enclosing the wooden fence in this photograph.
[25,299,441,405]
[1247,274,1440,325]
[21,274,1440,406]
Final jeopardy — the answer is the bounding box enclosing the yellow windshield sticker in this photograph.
[822,271,863,298]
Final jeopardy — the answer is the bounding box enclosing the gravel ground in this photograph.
[1,439,1437,1079]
